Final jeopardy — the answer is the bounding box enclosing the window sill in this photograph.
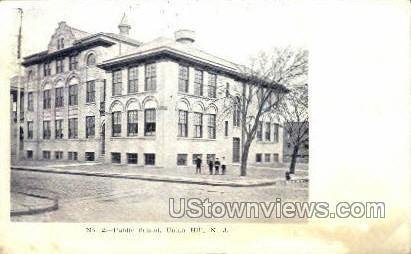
[177,92,215,100]
[110,136,156,140]
[85,102,96,106]
[111,90,157,98]
[177,137,216,142]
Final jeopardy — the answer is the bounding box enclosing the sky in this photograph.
[0,0,310,83]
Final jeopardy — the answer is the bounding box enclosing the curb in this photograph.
[11,192,59,216]
[11,166,279,187]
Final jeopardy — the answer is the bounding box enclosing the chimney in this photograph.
[174,29,195,44]
[118,13,131,36]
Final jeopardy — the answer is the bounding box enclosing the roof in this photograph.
[22,22,142,65]
[70,26,91,40]
[99,36,289,93]
[100,36,239,71]
[102,33,142,46]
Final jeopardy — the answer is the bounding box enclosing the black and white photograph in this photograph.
[1,0,410,253]
[8,1,309,223]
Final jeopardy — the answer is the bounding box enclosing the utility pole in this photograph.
[15,8,23,162]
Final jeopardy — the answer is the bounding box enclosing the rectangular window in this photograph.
[127,153,138,164]
[68,118,78,139]
[27,121,33,139]
[55,87,64,107]
[256,153,262,163]
[224,121,228,136]
[265,153,271,163]
[145,63,156,91]
[112,111,122,137]
[112,70,122,96]
[56,58,64,73]
[69,85,78,106]
[177,154,188,166]
[193,112,203,138]
[178,65,189,93]
[208,73,217,98]
[42,151,51,160]
[69,55,78,70]
[27,150,33,159]
[43,121,50,139]
[55,151,63,160]
[225,83,230,97]
[273,123,279,143]
[43,89,51,109]
[257,121,263,141]
[101,79,106,102]
[178,110,188,137]
[273,153,279,162]
[86,80,95,103]
[68,151,78,161]
[43,62,51,76]
[192,154,202,165]
[194,69,203,96]
[85,152,95,161]
[27,92,34,111]
[127,110,138,136]
[86,116,95,138]
[265,122,271,141]
[232,137,240,163]
[233,99,240,127]
[144,153,155,165]
[144,109,156,136]
[111,152,121,164]
[208,114,216,139]
[55,119,63,139]
[128,66,138,93]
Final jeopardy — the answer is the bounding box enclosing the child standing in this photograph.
[208,159,214,175]
[221,156,227,175]
[214,158,221,175]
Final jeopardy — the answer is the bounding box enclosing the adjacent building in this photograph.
[12,17,285,168]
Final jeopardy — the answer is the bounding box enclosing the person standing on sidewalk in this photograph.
[214,158,221,175]
[208,158,214,175]
[195,156,202,174]
[221,156,227,175]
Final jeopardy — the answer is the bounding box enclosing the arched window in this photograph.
[86,53,96,66]
[57,38,64,50]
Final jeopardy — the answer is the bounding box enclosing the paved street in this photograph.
[11,170,308,222]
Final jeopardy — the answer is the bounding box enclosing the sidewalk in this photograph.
[11,192,58,216]
[11,160,309,187]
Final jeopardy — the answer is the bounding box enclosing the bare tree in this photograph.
[217,48,308,176]
[278,83,308,174]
